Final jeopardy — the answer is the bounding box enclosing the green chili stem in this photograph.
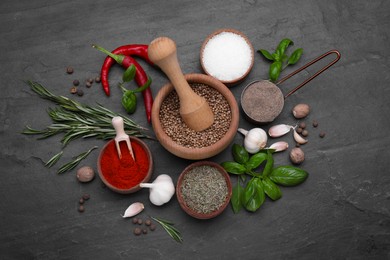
[92,44,124,65]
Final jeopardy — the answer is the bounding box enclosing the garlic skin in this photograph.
[139,174,175,206]
[269,141,289,152]
[122,202,144,218]
[293,129,308,144]
[268,124,294,138]
[238,128,268,154]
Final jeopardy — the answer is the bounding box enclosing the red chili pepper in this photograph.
[101,44,153,96]
[92,44,153,123]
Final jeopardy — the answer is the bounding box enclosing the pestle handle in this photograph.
[148,37,205,113]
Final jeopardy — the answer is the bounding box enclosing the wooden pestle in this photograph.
[148,37,214,132]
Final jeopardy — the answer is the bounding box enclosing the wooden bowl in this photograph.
[97,137,153,194]
[200,29,254,87]
[176,161,232,219]
[151,73,239,160]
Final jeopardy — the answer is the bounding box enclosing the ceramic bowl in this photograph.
[151,73,239,160]
[200,28,254,87]
[176,161,232,219]
[97,137,153,194]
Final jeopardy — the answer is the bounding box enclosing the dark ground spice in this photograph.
[159,83,231,148]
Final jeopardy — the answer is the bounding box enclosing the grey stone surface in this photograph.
[1,0,389,259]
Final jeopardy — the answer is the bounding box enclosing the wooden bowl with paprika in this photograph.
[97,137,153,194]
[151,73,239,160]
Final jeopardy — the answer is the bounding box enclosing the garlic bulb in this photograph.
[238,128,268,154]
[139,174,175,206]
[121,202,144,218]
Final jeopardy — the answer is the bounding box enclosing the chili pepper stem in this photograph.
[118,77,152,94]
[92,44,125,65]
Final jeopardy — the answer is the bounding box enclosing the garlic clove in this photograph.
[121,202,144,218]
[293,129,308,144]
[269,141,289,152]
[268,124,294,138]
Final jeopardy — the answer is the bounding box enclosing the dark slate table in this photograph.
[1,0,389,259]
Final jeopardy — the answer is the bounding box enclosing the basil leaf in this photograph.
[122,64,136,82]
[258,49,274,61]
[246,152,267,170]
[262,177,282,200]
[269,61,282,82]
[288,48,303,65]
[122,91,137,114]
[232,144,249,164]
[263,149,274,177]
[272,49,282,62]
[231,182,244,213]
[276,38,294,56]
[221,162,246,175]
[270,166,308,186]
[243,178,265,212]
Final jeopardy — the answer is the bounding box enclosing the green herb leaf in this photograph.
[269,61,282,82]
[122,64,136,82]
[243,178,265,212]
[231,181,244,213]
[232,144,249,164]
[262,149,274,177]
[262,177,282,200]
[45,150,63,168]
[221,161,246,175]
[258,49,274,61]
[270,166,308,186]
[276,38,294,56]
[57,146,97,174]
[121,90,137,114]
[246,152,267,170]
[288,48,303,65]
[151,217,183,243]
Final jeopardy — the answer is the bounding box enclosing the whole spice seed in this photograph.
[78,205,85,212]
[79,198,84,204]
[134,227,142,236]
[82,194,90,200]
[86,81,92,88]
[77,89,84,96]
[301,129,309,137]
[73,79,80,86]
[66,67,74,74]
[159,83,231,148]
[299,122,306,129]
[95,76,101,83]
[132,217,138,224]
[319,132,326,138]
[313,120,319,127]
[180,165,228,214]
[150,224,156,231]
[70,87,77,94]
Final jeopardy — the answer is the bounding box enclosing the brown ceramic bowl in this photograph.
[200,28,254,87]
[176,161,232,219]
[151,73,239,160]
[97,137,153,194]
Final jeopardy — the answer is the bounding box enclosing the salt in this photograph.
[202,31,252,81]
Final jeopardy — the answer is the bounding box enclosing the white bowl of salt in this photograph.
[200,29,254,86]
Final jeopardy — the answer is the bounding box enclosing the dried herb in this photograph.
[221,144,308,213]
[151,217,183,243]
[57,146,97,174]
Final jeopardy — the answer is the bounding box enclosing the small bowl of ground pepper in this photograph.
[151,73,239,160]
[97,137,153,194]
[176,161,232,219]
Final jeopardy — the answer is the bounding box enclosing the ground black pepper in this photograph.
[159,83,231,148]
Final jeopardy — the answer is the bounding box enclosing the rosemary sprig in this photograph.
[23,81,150,145]
[57,146,97,174]
[45,150,63,168]
[151,217,183,243]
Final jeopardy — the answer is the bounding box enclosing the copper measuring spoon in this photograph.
[241,50,341,124]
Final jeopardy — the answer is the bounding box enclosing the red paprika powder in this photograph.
[100,140,149,189]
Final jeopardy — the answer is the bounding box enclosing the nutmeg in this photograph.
[76,166,95,183]
[292,104,310,119]
[289,147,305,165]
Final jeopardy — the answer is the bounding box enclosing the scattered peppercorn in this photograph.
[302,130,309,137]
[66,67,74,74]
[78,205,85,212]
[82,194,90,200]
[150,224,156,231]
[132,217,138,224]
[319,132,326,138]
[86,81,92,88]
[145,219,151,226]
[77,89,84,96]
[73,79,80,86]
[87,78,94,83]
[142,229,148,234]
[70,87,77,94]
[137,219,143,225]
[79,198,84,204]
[299,122,306,129]
[312,120,318,127]
[134,227,142,236]
[296,127,303,134]
[95,76,101,83]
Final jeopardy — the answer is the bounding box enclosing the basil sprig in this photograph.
[221,144,308,213]
[258,38,303,82]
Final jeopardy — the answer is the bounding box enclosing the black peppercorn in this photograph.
[86,82,92,88]
[82,194,90,200]
[95,76,101,83]
[150,224,156,231]
[319,132,326,138]
[133,227,142,236]
[78,205,85,212]
[132,218,138,224]
[312,120,318,127]
[77,89,84,96]
[145,219,152,226]
[142,229,148,234]
[302,130,309,137]
[73,79,80,86]
[296,127,303,134]
[70,87,77,94]
[137,219,143,225]
[66,67,74,74]
[79,198,84,204]
[299,122,306,129]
